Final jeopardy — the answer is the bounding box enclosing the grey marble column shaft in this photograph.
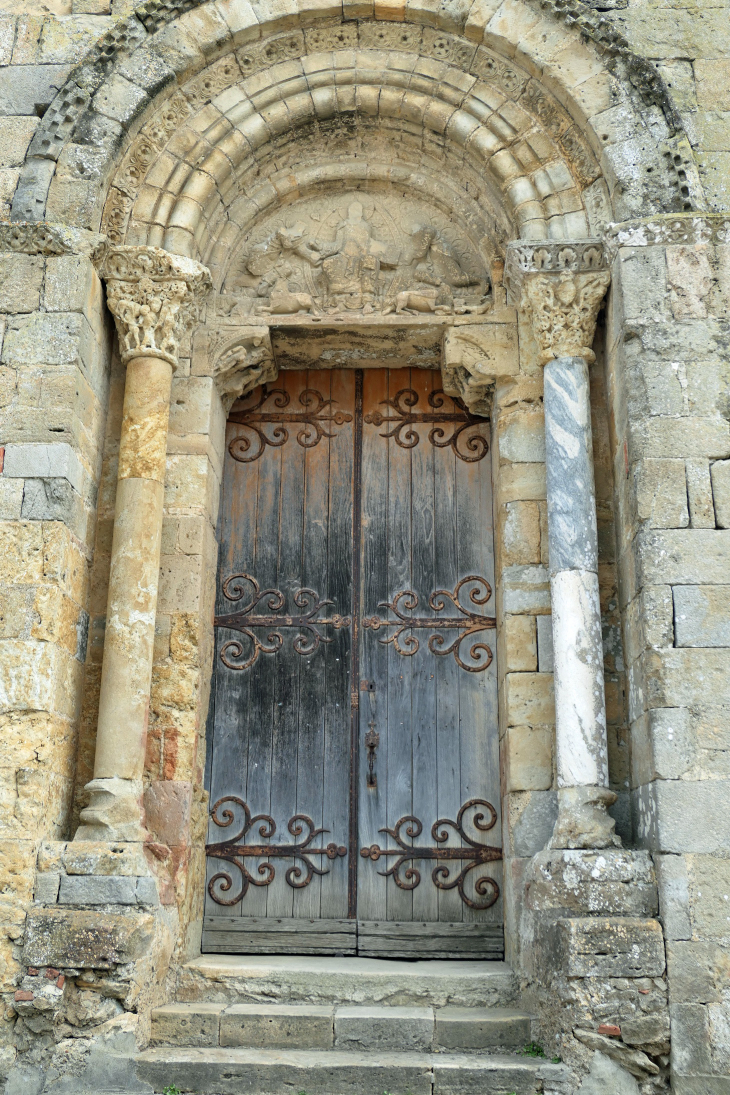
[544,356,617,847]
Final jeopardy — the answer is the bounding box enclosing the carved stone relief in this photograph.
[220,193,491,321]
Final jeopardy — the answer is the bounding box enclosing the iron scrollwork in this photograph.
[206,797,347,905]
[215,573,351,670]
[360,799,502,910]
[364,388,489,463]
[362,575,496,672]
[228,386,353,463]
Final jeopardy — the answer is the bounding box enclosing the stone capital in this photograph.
[95,245,212,367]
[504,240,610,365]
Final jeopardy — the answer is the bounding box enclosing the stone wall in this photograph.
[606,216,730,1094]
[0,232,110,1080]
[0,1,729,1093]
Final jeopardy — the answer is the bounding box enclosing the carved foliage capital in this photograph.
[210,326,278,412]
[96,246,211,367]
[504,240,610,365]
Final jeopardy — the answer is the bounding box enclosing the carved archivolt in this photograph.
[96,246,211,367]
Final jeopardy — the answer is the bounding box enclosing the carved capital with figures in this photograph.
[96,246,211,367]
[504,240,610,365]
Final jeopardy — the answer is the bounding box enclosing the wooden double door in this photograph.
[203,367,502,957]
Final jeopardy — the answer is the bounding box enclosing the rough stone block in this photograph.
[557,918,665,978]
[634,458,689,528]
[711,460,730,527]
[0,255,44,313]
[58,874,138,905]
[671,1003,712,1076]
[0,64,70,116]
[501,614,537,672]
[635,529,730,588]
[686,459,716,528]
[508,790,557,857]
[505,724,552,791]
[501,500,541,566]
[33,872,60,905]
[434,1007,530,1049]
[334,1005,433,1051]
[3,443,84,493]
[655,855,691,941]
[222,1004,334,1048]
[536,614,553,672]
[502,565,551,614]
[527,850,658,916]
[23,907,155,968]
[673,585,730,647]
[633,779,730,854]
[144,781,193,848]
[61,842,149,876]
[695,59,730,111]
[504,672,554,727]
[151,1003,224,1047]
[498,409,545,463]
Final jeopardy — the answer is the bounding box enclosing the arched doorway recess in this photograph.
[58,2,693,955]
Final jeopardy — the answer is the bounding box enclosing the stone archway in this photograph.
[7,0,705,1089]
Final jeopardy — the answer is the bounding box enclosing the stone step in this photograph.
[137,1046,565,1095]
[177,954,519,1008]
[151,1002,532,1052]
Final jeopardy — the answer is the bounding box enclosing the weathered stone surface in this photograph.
[575,1051,639,1095]
[557,918,665,978]
[527,850,658,916]
[152,1003,224,1047]
[22,907,155,969]
[710,459,730,527]
[222,1004,334,1049]
[434,1007,530,1049]
[673,585,730,647]
[334,1005,433,1051]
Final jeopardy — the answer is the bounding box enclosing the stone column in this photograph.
[75,246,211,841]
[504,240,618,849]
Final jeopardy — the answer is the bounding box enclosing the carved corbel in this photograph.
[504,240,610,365]
[442,323,519,414]
[210,326,278,412]
[95,245,212,367]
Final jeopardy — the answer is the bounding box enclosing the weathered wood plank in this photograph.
[357,920,504,958]
[267,370,306,919]
[320,368,355,920]
[410,368,439,924]
[432,389,463,924]
[357,368,390,923]
[384,366,414,924]
[202,916,357,956]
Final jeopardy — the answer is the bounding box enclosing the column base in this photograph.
[548,785,621,850]
[74,777,150,842]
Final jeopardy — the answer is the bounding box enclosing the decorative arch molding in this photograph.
[11,0,703,246]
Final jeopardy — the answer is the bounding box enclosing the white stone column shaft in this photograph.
[75,246,210,842]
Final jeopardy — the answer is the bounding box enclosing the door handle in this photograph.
[365,724,380,789]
